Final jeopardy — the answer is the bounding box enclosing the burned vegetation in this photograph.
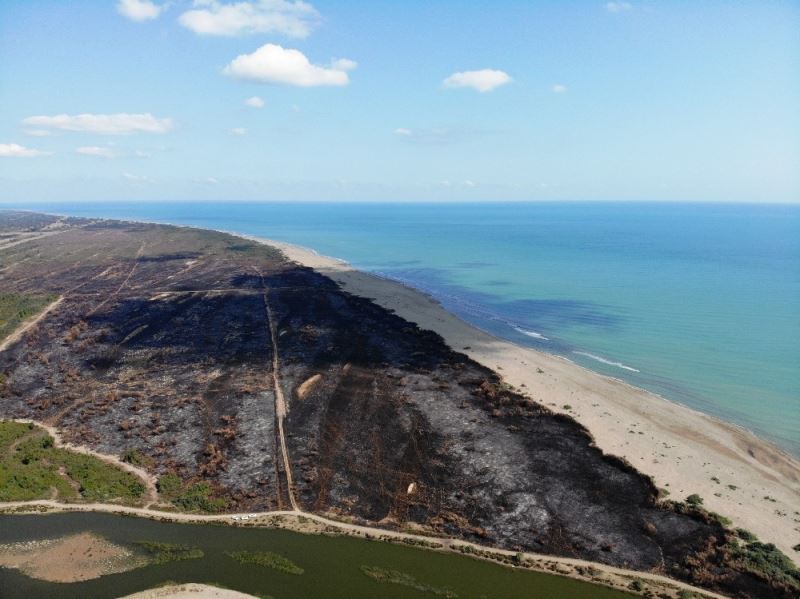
[0,212,795,598]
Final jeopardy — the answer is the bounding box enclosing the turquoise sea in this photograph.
[5,201,799,455]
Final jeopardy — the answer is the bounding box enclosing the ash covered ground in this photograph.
[0,212,793,598]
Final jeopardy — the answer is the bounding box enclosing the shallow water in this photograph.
[4,201,798,454]
[0,513,631,598]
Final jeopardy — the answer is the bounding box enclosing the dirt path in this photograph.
[0,296,63,352]
[0,499,727,599]
[263,289,299,512]
[86,241,146,317]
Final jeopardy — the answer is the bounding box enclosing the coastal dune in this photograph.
[264,237,800,559]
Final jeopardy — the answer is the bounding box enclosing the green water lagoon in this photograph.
[0,512,633,599]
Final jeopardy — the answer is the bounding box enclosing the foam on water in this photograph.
[512,326,549,341]
[573,351,640,372]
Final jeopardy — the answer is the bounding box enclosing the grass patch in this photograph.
[729,540,800,592]
[136,541,204,564]
[360,565,458,597]
[0,421,145,503]
[122,448,154,469]
[226,550,304,575]
[0,293,57,342]
[157,474,227,513]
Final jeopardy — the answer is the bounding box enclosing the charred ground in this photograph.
[0,212,795,598]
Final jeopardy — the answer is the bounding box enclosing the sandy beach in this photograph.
[262,237,800,559]
[118,584,259,599]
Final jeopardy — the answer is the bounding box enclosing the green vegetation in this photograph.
[226,550,304,575]
[122,448,154,469]
[0,293,57,342]
[685,494,704,507]
[136,541,204,564]
[0,420,145,503]
[157,474,227,513]
[729,540,800,592]
[360,565,458,597]
[736,528,758,543]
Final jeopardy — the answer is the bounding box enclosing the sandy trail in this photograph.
[263,287,299,512]
[259,236,800,559]
[0,296,63,353]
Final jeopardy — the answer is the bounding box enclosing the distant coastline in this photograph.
[5,201,797,456]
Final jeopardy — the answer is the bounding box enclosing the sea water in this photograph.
[5,201,798,455]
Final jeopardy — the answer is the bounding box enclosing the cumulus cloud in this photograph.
[231,127,247,135]
[442,69,512,93]
[606,2,632,12]
[244,96,265,108]
[552,83,568,93]
[223,44,354,87]
[179,0,320,37]
[117,0,164,22]
[23,113,173,135]
[76,146,116,158]
[0,143,49,157]
[393,128,412,136]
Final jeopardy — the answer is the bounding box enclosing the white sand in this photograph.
[118,584,257,599]
[262,237,800,559]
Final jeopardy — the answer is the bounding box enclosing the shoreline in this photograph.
[2,211,798,558]
[252,235,800,559]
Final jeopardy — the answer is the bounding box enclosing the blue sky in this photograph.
[1,0,798,202]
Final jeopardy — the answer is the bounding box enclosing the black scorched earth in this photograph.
[0,213,793,598]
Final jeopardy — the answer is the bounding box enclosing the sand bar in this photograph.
[261,237,800,559]
[118,584,259,599]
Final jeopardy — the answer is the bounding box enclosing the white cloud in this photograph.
[123,172,154,183]
[223,44,353,87]
[0,143,49,157]
[606,2,632,13]
[463,179,476,187]
[24,129,53,137]
[393,128,412,136]
[331,58,357,71]
[135,150,151,158]
[245,96,265,108]
[179,0,320,38]
[552,83,568,93]
[291,104,301,112]
[231,127,247,135]
[23,113,173,135]
[76,146,116,158]
[117,0,164,22]
[442,69,512,93]
[207,177,220,184]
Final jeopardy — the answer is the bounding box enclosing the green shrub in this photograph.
[360,565,458,597]
[226,550,304,575]
[685,494,703,506]
[736,528,758,542]
[157,473,183,498]
[136,541,204,564]
[730,541,800,591]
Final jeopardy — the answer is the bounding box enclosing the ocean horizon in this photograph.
[5,200,798,456]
